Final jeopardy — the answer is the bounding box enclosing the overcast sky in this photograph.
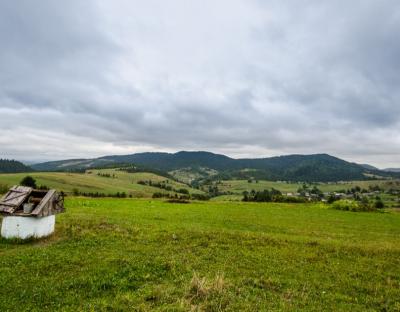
[1,1,399,168]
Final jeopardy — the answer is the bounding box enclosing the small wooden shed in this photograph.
[0,186,64,239]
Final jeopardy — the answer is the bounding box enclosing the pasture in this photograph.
[0,198,399,311]
[217,179,400,194]
[0,170,202,197]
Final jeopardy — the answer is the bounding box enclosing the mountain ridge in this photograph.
[384,168,400,173]
[31,151,399,182]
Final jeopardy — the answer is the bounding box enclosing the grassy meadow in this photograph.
[0,198,399,311]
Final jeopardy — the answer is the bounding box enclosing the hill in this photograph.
[32,151,399,182]
[360,164,379,171]
[0,159,32,173]
[0,169,203,197]
[384,168,400,173]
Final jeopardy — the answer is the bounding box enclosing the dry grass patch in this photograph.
[186,272,230,310]
[188,272,227,299]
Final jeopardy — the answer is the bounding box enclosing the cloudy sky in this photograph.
[1,1,399,168]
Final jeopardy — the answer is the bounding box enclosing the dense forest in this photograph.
[0,159,32,173]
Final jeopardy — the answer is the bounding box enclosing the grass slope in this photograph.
[0,169,202,197]
[0,199,399,311]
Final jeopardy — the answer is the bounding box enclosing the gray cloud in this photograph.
[0,0,399,167]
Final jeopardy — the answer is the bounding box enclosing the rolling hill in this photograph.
[0,169,203,197]
[31,151,399,182]
[384,168,400,173]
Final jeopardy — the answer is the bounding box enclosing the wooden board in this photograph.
[31,190,64,217]
[0,186,32,214]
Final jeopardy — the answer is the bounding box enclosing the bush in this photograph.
[242,189,305,203]
[331,199,375,212]
[191,193,210,201]
[374,199,385,209]
[281,196,307,203]
[332,200,360,211]
[20,176,37,188]
[152,192,169,199]
[327,195,337,204]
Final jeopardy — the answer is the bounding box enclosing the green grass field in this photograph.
[0,198,399,311]
[0,169,203,197]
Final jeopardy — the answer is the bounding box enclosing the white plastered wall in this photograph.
[1,215,55,239]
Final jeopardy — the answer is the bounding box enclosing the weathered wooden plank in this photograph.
[0,185,32,213]
[31,189,56,217]
[0,205,16,214]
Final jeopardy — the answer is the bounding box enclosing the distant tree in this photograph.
[359,197,370,210]
[242,191,249,202]
[374,199,385,209]
[177,188,189,195]
[327,194,337,204]
[20,176,37,188]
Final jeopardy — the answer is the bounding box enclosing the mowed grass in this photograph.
[0,169,202,197]
[0,199,399,311]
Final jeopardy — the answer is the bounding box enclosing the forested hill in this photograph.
[32,151,398,182]
[0,159,32,173]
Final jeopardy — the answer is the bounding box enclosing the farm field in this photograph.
[0,169,202,197]
[0,198,399,311]
[216,179,400,194]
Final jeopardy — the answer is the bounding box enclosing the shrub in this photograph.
[152,192,169,199]
[374,199,385,209]
[177,188,189,195]
[331,199,376,212]
[332,200,360,212]
[281,196,307,203]
[20,176,37,188]
[191,193,210,201]
[327,195,337,204]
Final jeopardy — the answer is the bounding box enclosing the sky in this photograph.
[0,1,399,168]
